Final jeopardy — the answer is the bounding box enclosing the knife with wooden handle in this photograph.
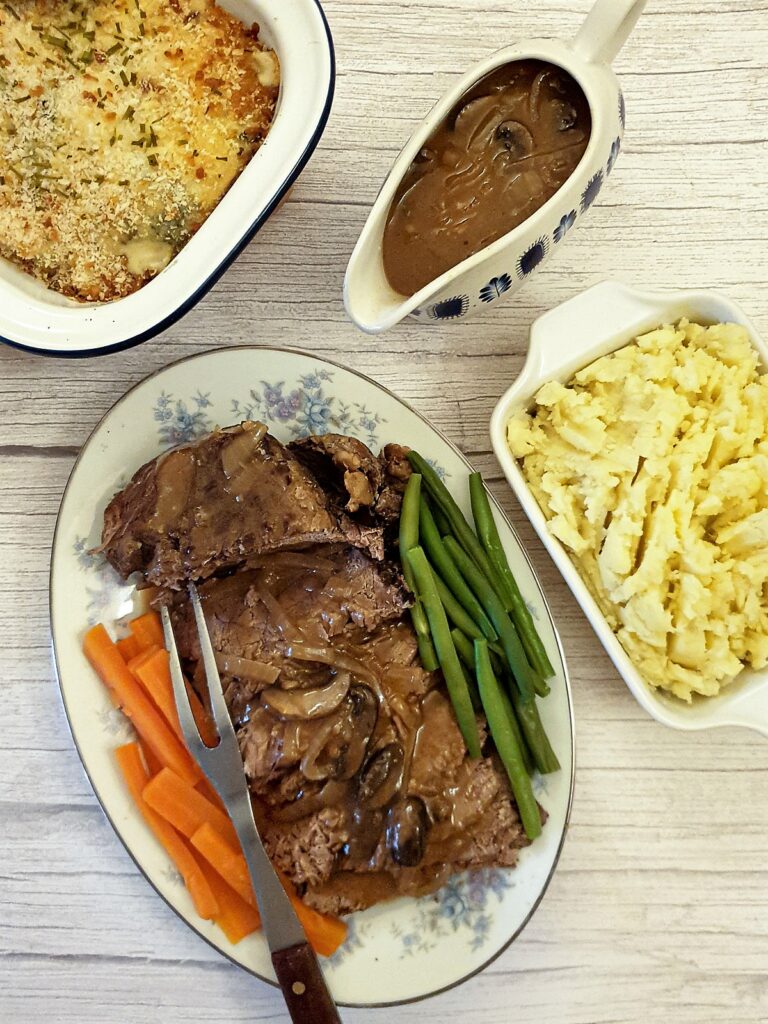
[162,591,343,1024]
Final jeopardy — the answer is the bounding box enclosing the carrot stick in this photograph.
[115,743,219,921]
[117,635,142,661]
[129,611,165,652]
[143,767,239,849]
[139,739,163,778]
[187,686,219,749]
[190,823,347,957]
[200,860,262,944]
[134,648,218,748]
[197,777,226,812]
[84,625,200,786]
[127,644,162,678]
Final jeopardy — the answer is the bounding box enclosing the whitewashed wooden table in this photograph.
[2,1,768,1021]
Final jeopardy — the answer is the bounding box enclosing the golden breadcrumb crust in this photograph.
[0,0,279,300]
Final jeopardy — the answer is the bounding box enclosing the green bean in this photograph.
[509,683,560,775]
[432,504,453,537]
[435,574,484,641]
[408,452,509,601]
[405,547,481,758]
[450,624,504,677]
[452,629,532,773]
[475,640,541,840]
[469,473,555,680]
[452,627,481,675]
[399,475,439,672]
[419,499,497,641]
[460,659,482,713]
[443,534,537,702]
[435,591,508,667]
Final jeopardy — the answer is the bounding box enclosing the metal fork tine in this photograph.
[188,582,235,744]
[160,604,208,765]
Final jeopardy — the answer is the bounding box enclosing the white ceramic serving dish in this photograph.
[2,0,334,357]
[491,279,768,738]
[344,0,645,332]
[50,346,575,1007]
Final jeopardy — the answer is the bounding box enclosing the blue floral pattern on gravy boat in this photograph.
[607,136,621,175]
[580,170,604,213]
[553,210,577,244]
[429,295,469,320]
[517,237,549,279]
[479,274,513,304]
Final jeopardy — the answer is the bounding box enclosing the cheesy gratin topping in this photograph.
[508,320,768,702]
[0,0,279,301]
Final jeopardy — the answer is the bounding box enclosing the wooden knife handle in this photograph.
[272,942,342,1024]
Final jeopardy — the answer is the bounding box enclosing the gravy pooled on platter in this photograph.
[383,60,592,296]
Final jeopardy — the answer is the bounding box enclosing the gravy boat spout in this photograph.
[344,0,646,333]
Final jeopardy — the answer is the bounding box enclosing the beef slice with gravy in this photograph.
[100,421,385,589]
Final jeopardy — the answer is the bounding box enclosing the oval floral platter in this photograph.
[50,347,575,1008]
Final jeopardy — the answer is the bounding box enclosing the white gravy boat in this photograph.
[344,0,646,333]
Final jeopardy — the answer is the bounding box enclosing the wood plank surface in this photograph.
[1,1,768,1021]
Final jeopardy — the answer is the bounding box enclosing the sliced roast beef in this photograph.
[101,421,384,589]
[169,544,410,712]
[289,433,384,514]
[375,442,412,522]
[102,423,536,920]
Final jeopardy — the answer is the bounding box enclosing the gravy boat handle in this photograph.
[573,0,647,65]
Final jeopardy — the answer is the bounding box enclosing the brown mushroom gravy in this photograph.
[170,546,534,914]
[382,60,591,296]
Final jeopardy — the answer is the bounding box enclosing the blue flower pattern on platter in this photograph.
[479,273,513,304]
[517,236,549,279]
[426,456,447,481]
[75,370,532,963]
[429,295,469,320]
[154,390,212,447]
[74,535,106,573]
[580,170,603,213]
[619,90,626,129]
[231,371,384,450]
[553,210,577,244]
[97,705,135,740]
[391,868,514,955]
[74,535,129,626]
[607,136,621,176]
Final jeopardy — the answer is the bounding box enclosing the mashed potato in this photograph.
[507,319,768,702]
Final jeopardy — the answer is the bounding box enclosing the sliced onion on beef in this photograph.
[255,551,336,574]
[272,778,352,823]
[214,652,280,685]
[221,423,267,479]
[287,643,380,690]
[345,806,385,862]
[261,672,351,720]
[255,584,300,640]
[301,685,378,781]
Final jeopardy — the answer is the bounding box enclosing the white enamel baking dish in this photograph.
[491,280,768,737]
[1,0,334,357]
